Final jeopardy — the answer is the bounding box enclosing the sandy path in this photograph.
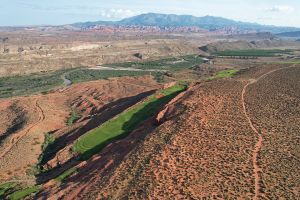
[241,65,297,200]
[0,100,45,159]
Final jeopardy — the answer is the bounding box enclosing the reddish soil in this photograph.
[242,79,264,200]
[241,65,298,200]
[2,63,299,199]
[0,100,45,159]
[0,101,28,143]
[36,78,257,199]
[36,111,162,200]
[244,65,300,199]
[0,76,159,183]
[35,82,186,200]
[31,63,300,200]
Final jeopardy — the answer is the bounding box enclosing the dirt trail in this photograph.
[241,65,297,200]
[241,79,263,200]
[0,100,45,159]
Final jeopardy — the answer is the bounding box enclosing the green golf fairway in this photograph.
[73,84,186,160]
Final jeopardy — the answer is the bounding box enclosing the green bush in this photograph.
[67,111,81,126]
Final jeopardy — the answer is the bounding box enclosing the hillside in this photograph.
[199,39,300,53]
[276,31,300,38]
[31,63,300,199]
[0,44,300,199]
[72,13,300,33]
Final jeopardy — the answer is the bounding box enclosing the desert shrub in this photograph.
[67,110,81,126]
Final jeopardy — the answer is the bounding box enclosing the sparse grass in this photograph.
[73,84,187,160]
[8,185,40,200]
[208,69,239,80]
[67,110,81,126]
[54,167,78,182]
[214,49,293,57]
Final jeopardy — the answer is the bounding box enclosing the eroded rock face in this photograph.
[44,145,74,170]
[156,89,189,125]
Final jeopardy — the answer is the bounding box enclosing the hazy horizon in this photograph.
[1,0,300,27]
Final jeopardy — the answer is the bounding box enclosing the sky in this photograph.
[0,0,299,27]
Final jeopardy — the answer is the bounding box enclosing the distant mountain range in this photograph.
[72,13,300,34]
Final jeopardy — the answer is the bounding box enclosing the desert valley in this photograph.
[0,8,299,200]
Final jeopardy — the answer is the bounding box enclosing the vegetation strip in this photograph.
[73,84,187,160]
[0,68,74,99]
[0,182,18,198]
[35,133,56,171]
[8,185,40,200]
[0,55,203,99]
[55,167,78,182]
[104,55,203,71]
[214,49,293,57]
[208,69,239,80]
[66,69,153,84]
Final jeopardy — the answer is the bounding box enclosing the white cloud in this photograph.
[265,5,294,13]
[99,8,139,19]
